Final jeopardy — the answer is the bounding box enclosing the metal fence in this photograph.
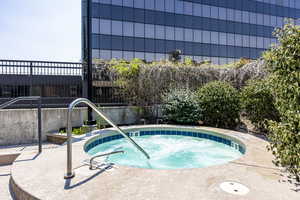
[0,59,83,107]
[0,59,128,108]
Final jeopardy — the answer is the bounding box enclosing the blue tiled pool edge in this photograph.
[84,129,246,154]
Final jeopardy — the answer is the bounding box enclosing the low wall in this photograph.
[0,106,140,146]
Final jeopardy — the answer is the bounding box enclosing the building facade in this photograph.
[86,0,300,64]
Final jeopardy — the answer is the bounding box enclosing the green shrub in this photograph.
[162,88,202,125]
[196,81,241,128]
[241,79,280,132]
[263,21,300,181]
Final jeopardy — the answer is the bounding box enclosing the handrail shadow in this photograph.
[64,163,114,190]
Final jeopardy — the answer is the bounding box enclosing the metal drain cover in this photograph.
[220,181,249,195]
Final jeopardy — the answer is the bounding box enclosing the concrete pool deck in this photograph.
[9,125,300,200]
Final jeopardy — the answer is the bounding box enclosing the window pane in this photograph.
[175,27,184,40]
[156,53,165,60]
[242,11,250,23]
[134,23,144,37]
[211,32,218,44]
[203,5,210,17]
[92,49,100,59]
[243,35,250,47]
[235,10,242,22]
[184,1,193,15]
[99,19,111,34]
[166,26,175,40]
[165,0,175,13]
[250,13,256,24]
[145,24,155,38]
[99,0,110,4]
[155,25,165,39]
[92,18,99,34]
[227,9,234,21]
[235,34,242,46]
[123,21,133,36]
[227,33,235,46]
[124,51,134,60]
[249,36,257,48]
[112,20,122,35]
[145,0,154,9]
[211,6,218,19]
[112,0,122,6]
[184,29,193,42]
[219,7,226,20]
[175,0,184,14]
[135,52,145,59]
[145,53,155,62]
[257,37,264,48]
[193,3,202,16]
[203,31,210,43]
[123,0,133,7]
[112,51,123,59]
[220,32,227,45]
[155,0,164,11]
[134,0,144,9]
[100,50,112,60]
[194,30,202,42]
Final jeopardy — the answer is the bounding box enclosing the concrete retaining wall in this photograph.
[0,106,140,146]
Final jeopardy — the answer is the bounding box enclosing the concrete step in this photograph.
[0,153,20,166]
[46,134,67,145]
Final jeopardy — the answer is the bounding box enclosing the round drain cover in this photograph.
[220,181,249,195]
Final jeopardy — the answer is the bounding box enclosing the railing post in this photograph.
[37,97,42,153]
[30,62,33,108]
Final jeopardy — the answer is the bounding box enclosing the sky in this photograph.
[0,0,81,62]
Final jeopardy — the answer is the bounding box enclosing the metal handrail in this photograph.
[64,98,150,179]
[89,150,124,170]
[0,96,42,153]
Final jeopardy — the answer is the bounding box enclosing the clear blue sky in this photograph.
[0,0,81,62]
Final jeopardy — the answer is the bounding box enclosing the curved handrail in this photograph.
[0,96,41,109]
[89,150,124,170]
[64,98,150,179]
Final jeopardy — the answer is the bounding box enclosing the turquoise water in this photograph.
[87,135,242,170]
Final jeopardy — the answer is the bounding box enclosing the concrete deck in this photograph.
[9,125,300,200]
[0,165,13,200]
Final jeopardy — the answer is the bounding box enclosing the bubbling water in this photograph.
[88,135,242,170]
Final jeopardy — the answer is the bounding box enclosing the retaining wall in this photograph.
[0,106,140,146]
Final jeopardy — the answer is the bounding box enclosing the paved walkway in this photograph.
[0,143,60,200]
[0,165,13,200]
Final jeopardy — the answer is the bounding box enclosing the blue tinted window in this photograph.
[165,0,175,13]
[123,0,133,7]
[134,0,144,9]
[111,36,122,50]
[145,0,154,9]
[135,38,145,51]
[155,0,165,12]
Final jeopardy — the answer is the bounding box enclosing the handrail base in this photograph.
[64,172,75,179]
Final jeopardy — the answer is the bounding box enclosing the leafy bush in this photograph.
[162,88,202,125]
[196,81,241,128]
[241,79,280,132]
[263,21,300,181]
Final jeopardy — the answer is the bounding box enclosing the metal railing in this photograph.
[64,98,150,179]
[89,150,124,170]
[0,59,82,107]
[0,96,42,153]
[0,59,128,107]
